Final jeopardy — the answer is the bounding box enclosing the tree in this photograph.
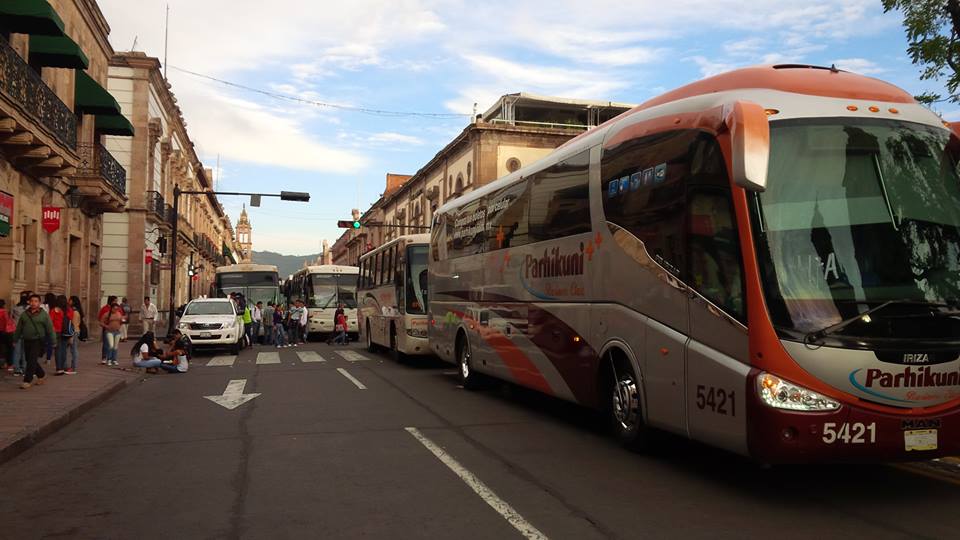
[883,0,960,104]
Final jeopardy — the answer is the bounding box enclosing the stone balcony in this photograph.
[72,141,127,213]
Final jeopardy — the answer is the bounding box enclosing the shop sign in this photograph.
[42,207,61,234]
[0,192,13,238]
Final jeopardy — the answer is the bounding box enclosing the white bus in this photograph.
[214,263,281,306]
[428,64,960,463]
[285,265,359,339]
[358,234,430,361]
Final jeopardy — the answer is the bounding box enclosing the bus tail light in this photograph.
[757,372,840,412]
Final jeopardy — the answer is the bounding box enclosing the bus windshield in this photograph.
[215,271,280,305]
[309,274,358,309]
[406,245,428,314]
[752,118,960,343]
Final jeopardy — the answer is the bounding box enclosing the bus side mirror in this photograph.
[724,100,769,192]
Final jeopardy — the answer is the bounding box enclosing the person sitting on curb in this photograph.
[130,331,178,374]
[160,330,190,374]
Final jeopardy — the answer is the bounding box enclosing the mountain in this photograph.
[252,250,322,279]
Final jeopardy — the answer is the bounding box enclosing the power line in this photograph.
[167,65,472,119]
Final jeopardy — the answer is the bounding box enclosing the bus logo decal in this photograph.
[524,245,585,280]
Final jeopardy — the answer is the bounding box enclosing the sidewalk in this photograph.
[0,338,140,465]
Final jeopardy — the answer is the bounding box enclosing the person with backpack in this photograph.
[262,302,275,346]
[65,296,82,374]
[13,294,56,389]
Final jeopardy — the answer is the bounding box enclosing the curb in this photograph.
[0,376,135,466]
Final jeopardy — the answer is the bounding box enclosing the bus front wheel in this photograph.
[390,325,405,364]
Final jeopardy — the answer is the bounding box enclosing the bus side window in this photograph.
[529,150,591,242]
[485,180,531,251]
[373,252,381,287]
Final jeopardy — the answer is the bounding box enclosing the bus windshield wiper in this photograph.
[804,299,952,343]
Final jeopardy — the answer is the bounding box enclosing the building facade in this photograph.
[0,0,134,321]
[101,51,237,333]
[331,94,633,265]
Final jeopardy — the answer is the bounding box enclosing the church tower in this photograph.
[237,205,253,263]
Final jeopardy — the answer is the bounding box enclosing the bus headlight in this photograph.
[406,328,428,338]
[757,372,840,411]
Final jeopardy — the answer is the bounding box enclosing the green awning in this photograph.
[74,70,121,116]
[0,0,66,36]
[95,113,134,137]
[29,34,89,69]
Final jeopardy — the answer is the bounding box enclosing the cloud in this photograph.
[832,57,887,75]
[690,56,740,78]
[368,132,424,145]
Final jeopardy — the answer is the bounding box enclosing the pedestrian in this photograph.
[298,300,309,344]
[273,304,289,348]
[0,299,13,370]
[66,296,82,374]
[120,297,131,342]
[140,296,158,335]
[160,329,190,373]
[50,295,70,375]
[262,302,275,345]
[42,292,55,363]
[100,303,124,366]
[9,292,28,374]
[251,301,263,346]
[98,295,117,364]
[13,294,55,389]
[286,302,301,347]
[241,302,253,347]
[331,305,349,345]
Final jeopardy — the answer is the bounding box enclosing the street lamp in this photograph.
[166,186,310,335]
[65,185,83,209]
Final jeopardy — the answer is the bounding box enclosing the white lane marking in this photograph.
[206,355,237,367]
[203,379,260,410]
[256,351,281,365]
[405,427,547,540]
[336,368,367,390]
[337,350,369,362]
[297,351,327,363]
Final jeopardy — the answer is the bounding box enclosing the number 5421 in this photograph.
[822,422,876,444]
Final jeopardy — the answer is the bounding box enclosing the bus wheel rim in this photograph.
[612,374,639,430]
[460,344,470,379]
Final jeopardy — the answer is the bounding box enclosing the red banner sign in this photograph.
[0,191,13,238]
[145,249,153,265]
[42,207,61,234]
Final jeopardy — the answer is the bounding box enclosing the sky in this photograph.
[97,0,955,256]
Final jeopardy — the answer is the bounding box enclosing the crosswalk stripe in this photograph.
[256,351,281,365]
[337,350,369,362]
[297,351,326,363]
[206,356,237,367]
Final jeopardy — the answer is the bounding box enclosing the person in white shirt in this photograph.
[298,300,308,344]
[140,296,158,336]
[251,302,263,345]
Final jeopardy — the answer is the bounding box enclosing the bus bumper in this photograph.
[747,391,960,464]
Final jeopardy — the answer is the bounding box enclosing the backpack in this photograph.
[62,310,76,337]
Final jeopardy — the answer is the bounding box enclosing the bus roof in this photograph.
[358,234,429,262]
[293,265,359,276]
[436,64,942,216]
[215,263,279,274]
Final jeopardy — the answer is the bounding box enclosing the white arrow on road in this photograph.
[204,379,260,410]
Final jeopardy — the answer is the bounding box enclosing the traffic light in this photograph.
[280,191,310,202]
[337,220,362,229]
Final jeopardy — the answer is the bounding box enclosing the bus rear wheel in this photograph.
[606,352,651,451]
[457,334,481,390]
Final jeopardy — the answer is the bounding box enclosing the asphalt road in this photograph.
[2,341,959,539]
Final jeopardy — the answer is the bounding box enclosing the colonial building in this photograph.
[0,0,134,320]
[331,93,633,265]
[101,51,237,333]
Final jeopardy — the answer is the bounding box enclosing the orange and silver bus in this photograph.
[428,64,960,463]
[286,265,359,339]
[358,234,430,360]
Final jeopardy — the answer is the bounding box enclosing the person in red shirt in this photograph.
[50,295,73,375]
[98,295,117,365]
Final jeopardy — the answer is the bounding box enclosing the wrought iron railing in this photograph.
[0,35,77,149]
[77,142,126,196]
[146,191,165,219]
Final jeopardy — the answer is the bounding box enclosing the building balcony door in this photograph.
[69,235,82,297]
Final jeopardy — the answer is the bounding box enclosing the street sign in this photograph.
[203,379,260,410]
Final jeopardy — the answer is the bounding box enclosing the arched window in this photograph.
[466,162,472,184]
[506,158,521,173]
[455,173,464,195]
